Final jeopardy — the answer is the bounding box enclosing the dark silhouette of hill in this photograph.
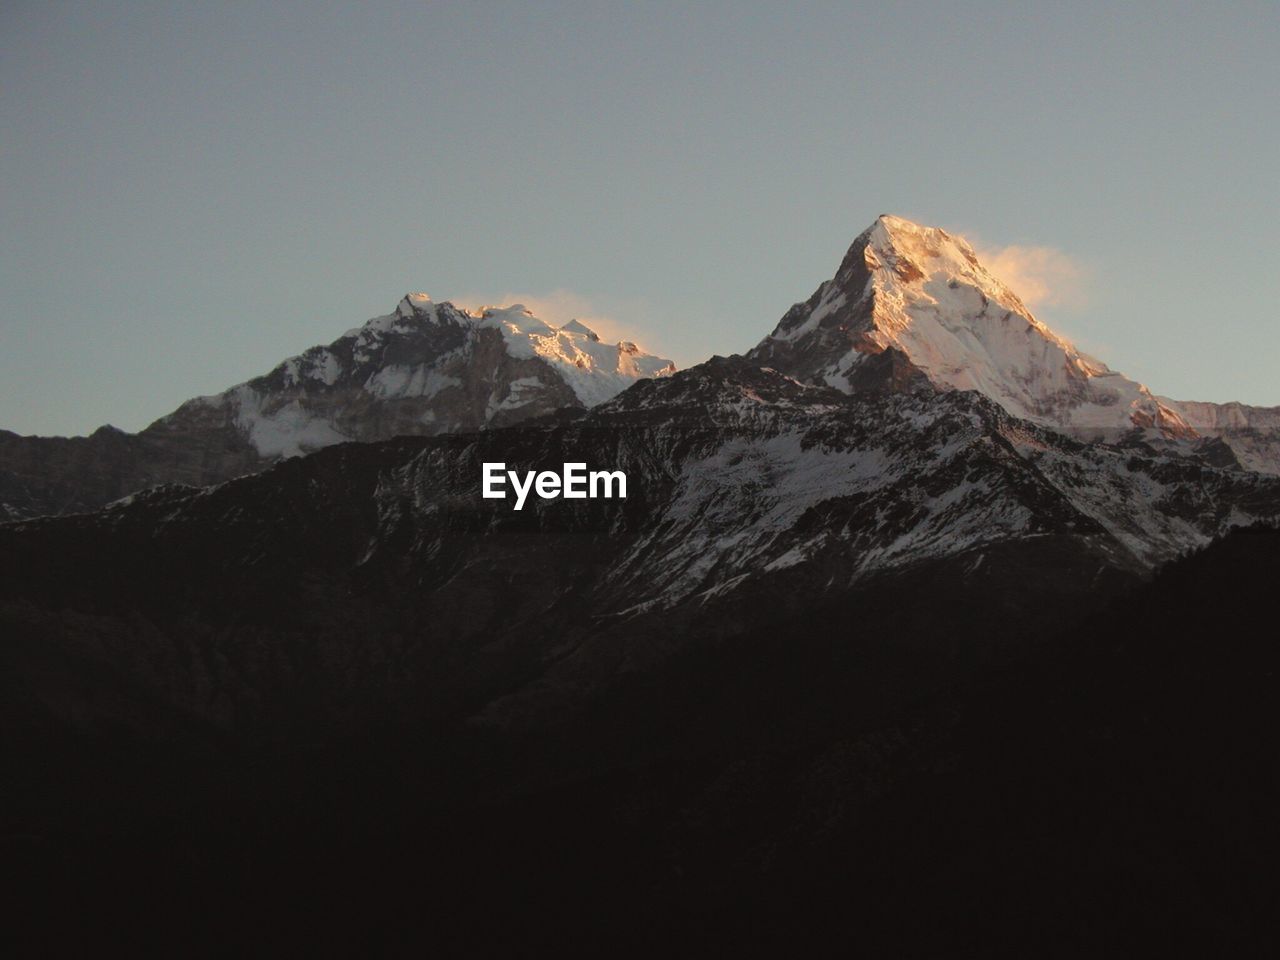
[5,523,1278,956]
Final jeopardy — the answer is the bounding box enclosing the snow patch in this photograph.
[232,387,349,458]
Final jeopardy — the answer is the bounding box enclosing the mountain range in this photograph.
[5,214,1278,525]
[5,215,1280,953]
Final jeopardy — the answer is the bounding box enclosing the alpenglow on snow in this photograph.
[749,215,1280,474]
[199,293,677,458]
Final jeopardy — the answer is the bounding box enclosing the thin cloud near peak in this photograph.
[971,241,1088,311]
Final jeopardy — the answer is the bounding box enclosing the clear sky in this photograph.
[3,1,1277,436]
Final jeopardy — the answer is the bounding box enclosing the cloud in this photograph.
[971,243,1087,310]
[454,288,639,346]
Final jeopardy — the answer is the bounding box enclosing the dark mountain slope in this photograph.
[5,358,1277,751]
[6,520,1279,955]
[4,355,1280,954]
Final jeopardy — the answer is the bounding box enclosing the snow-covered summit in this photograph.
[749,214,1280,471]
[0,291,678,520]
[154,294,675,460]
[470,302,675,407]
[351,294,674,407]
[397,291,435,316]
[560,319,600,341]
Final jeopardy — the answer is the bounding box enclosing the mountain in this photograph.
[5,218,1279,738]
[6,358,1280,953]
[11,525,1280,956]
[749,214,1280,471]
[6,215,1274,524]
[0,294,674,520]
[5,358,1278,740]
[6,218,1280,952]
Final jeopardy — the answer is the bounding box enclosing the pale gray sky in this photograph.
[3,1,1278,435]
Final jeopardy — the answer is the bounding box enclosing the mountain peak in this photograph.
[866,214,972,257]
[856,215,1019,309]
[749,215,1196,441]
[560,318,600,341]
[144,294,676,465]
[396,292,435,318]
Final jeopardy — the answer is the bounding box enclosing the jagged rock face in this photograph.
[750,215,1280,471]
[0,294,675,519]
[4,358,1278,738]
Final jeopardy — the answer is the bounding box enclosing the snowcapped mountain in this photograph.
[0,293,674,519]
[749,215,1280,472]
[7,218,1280,955]
[5,214,1276,528]
[158,292,675,456]
[7,256,1280,949]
